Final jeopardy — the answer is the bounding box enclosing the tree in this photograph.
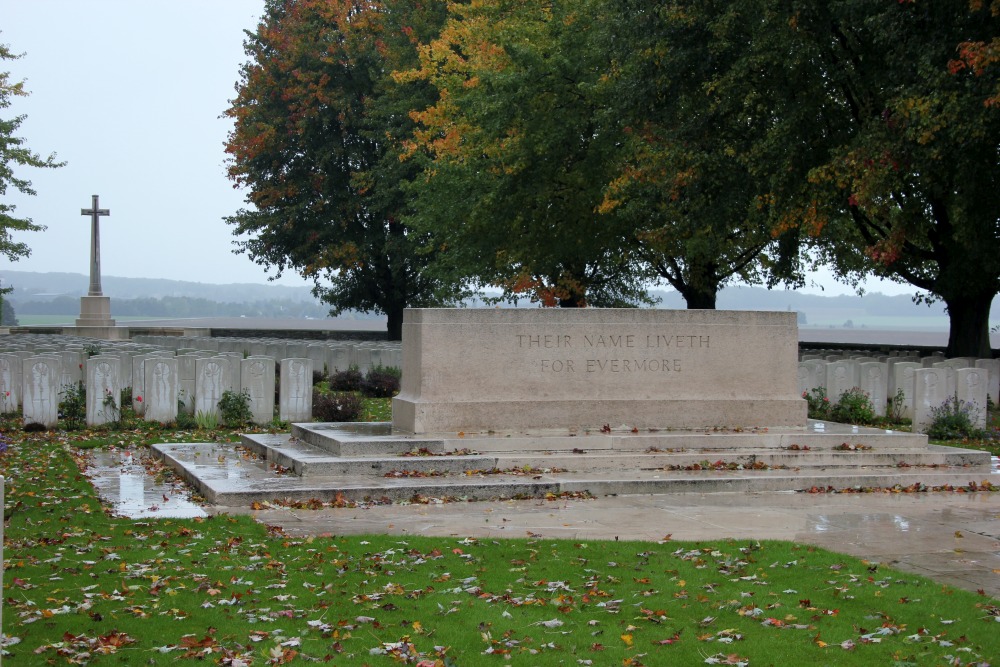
[224,0,464,340]
[0,40,62,265]
[399,0,652,307]
[704,0,1000,356]
[596,1,796,309]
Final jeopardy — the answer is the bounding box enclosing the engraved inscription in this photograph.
[524,330,706,373]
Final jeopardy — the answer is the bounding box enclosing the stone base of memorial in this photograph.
[392,309,806,434]
[69,295,128,339]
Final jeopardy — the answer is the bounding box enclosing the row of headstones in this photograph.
[797,352,998,433]
[132,335,401,374]
[1,351,314,429]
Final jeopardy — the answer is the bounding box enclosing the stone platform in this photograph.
[152,421,998,506]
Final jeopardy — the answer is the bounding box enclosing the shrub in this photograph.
[886,388,907,423]
[803,387,831,420]
[361,367,401,398]
[330,367,363,392]
[313,391,363,422]
[218,388,253,428]
[175,411,197,429]
[313,368,326,385]
[830,387,876,426]
[926,395,983,440]
[99,389,121,428]
[59,381,86,430]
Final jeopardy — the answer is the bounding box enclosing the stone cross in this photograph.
[81,194,111,296]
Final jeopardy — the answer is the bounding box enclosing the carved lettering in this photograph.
[541,359,575,372]
[518,334,572,348]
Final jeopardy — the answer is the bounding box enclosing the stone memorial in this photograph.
[74,194,125,338]
[279,358,313,422]
[393,309,804,434]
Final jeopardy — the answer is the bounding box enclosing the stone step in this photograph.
[241,433,989,477]
[291,420,931,456]
[153,441,1000,507]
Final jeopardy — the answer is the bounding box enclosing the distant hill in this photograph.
[2,270,315,303]
[3,270,996,331]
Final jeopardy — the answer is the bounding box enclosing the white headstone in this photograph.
[195,357,234,419]
[132,355,149,415]
[279,358,312,422]
[86,356,121,426]
[974,359,999,404]
[890,361,922,420]
[0,353,22,413]
[956,367,988,429]
[913,367,948,434]
[858,361,888,417]
[241,357,275,425]
[143,357,178,424]
[825,359,859,403]
[22,356,60,428]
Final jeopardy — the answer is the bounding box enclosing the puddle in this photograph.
[85,448,207,519]
[809,513,912,535]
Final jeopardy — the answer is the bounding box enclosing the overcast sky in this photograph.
[0,1,915,297]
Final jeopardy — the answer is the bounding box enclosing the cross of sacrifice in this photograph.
[81,194,111,296]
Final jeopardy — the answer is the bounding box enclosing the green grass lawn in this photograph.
[1,401,1000,664]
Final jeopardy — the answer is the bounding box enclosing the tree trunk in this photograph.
[680,285,718,310]
[942,292,993,358]
[557,293,587,308]
[386,306,404,342]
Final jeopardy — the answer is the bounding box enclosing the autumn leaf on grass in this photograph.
[535,618,565,628]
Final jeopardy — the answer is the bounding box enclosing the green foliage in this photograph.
[194,410,219,431]
[174,410,197,430]
[313,390,363,423]
[58,381,86,430]
[0,293,17,326]
[0,42,64,264]
[830,387,877,426]
[803,387,832,420]
[698,0,1000,355]
[99,388,121,428]
[927,395,985,441]
[403,0,652,307]
[217,388,253,428]
[887,388,907,424]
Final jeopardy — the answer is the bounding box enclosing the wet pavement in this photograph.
[85,449,1000,598]
[85,448,207,519]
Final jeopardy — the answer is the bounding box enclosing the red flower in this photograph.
[136,396,143,403]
